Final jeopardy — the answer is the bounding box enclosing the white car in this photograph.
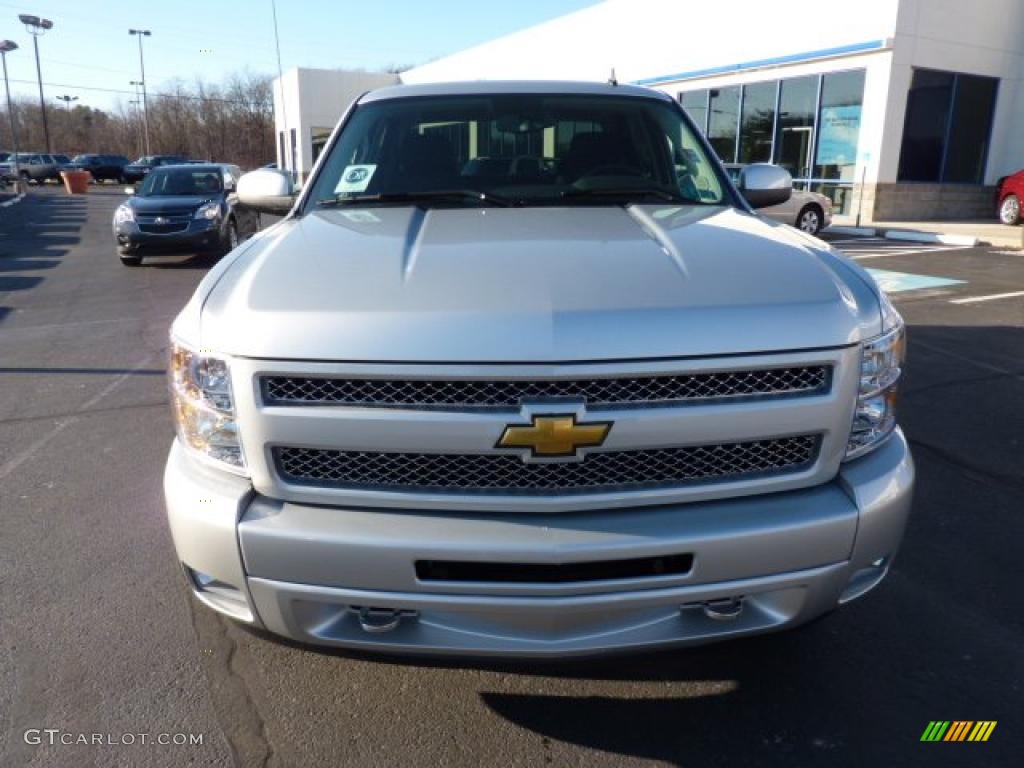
[726,164,832,234]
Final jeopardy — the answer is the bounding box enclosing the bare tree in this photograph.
[0,70,275,168]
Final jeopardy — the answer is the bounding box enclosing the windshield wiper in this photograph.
[317,190,514,208]
[561,187,690,204]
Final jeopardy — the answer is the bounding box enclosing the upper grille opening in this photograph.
[262,366,830,410]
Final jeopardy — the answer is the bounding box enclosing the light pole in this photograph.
[19,14,53,154]
[129,83,144,156]
[0,40,19,182]
[128,29,151,155]
[56,94,78,111]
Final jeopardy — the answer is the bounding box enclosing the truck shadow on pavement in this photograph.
[0,193,87,316]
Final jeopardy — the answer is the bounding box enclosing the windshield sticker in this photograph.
[335,164,376,194]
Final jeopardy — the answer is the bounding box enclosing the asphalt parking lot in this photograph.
[1,186,1021,768]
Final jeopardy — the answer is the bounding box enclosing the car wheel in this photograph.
[998,194,1021,225]
[797,205,823,235]
[221,219,239,255]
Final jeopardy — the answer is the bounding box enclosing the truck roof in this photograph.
[360,80,672,103]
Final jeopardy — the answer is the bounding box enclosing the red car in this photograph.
[996,171,1024,225]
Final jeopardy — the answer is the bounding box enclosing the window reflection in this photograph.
[708,86,740,163]
[738,81,775,164]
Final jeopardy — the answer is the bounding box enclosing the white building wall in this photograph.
[273,68,399,181]
[882,0,1024,184]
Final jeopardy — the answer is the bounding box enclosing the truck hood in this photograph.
[199,205,881,362]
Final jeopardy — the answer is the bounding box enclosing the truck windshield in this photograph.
[306,94,727,209]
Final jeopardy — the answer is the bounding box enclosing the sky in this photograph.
[0,0,598,110]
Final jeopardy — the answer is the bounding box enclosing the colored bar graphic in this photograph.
[921,721,950,741]
[969,722,997,742]
[944,721,973,741]
[921,721,996,742]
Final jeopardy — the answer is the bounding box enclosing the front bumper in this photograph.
[115,220,222,253]
[164,430,913,657]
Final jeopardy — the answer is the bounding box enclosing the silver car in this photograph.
[726,164,833,234]
[164,81,912,657]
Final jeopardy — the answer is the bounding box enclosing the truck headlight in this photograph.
[169,339,247,474]
[114,204,135,224]
[846,310,906,461]
[194,202,221,221]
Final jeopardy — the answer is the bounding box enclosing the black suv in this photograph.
[112,164,259,266]
[122,155,191,183]
[69,154,131,182]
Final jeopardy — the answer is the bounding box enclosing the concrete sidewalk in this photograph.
[830,215,1022,248]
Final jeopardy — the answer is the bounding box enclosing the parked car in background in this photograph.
[995,170,1024,225]
[69,154,132,182]
[0,153,63,183]
[0,152,16,183]
[725,164,832,235]
[113,163,257,265]
[122,155,191,183]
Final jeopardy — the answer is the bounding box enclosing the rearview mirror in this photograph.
[124,186,135,195]
[737,163,792,209]
[237,168,295,215]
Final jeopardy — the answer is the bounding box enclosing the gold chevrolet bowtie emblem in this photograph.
[497,414,612,458]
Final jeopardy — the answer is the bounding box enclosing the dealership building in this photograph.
[274,0,1023,221]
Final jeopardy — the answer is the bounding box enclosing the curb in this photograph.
[883,230,979,247]
[0,193,26,208]
[826,225,878,237]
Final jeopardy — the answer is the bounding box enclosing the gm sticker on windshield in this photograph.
[335,164,376,194]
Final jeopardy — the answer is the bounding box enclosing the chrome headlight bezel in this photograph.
[194,202,221,221]
[113,203,135,224]
[846,313,906,461]
[168,338,247,476]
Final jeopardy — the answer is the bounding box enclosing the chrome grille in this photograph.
[137,213,191,234]
[262,366,830,410]
[273,435,819,495]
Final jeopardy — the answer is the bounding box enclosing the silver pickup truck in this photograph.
[164,81,913,657]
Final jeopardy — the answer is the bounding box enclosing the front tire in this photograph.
[796,204,824,235]
[220,219,239,255]
[999,194,1021,225]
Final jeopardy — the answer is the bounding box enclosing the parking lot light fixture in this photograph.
[129,29,152,155]
[0,40,19,181]
[19,13,53,154]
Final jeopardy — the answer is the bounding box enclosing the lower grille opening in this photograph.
[415,553,694,584]
[273,435,819,495]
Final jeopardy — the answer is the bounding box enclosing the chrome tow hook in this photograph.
[354,606,418,634]
[700,597,744,621]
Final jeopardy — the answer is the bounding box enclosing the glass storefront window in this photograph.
[899,69,998,184]
[708,86,740,163]
[680,90,709,133]
[814,70,865,183]
[775,76,817,180]
[738,81,776,164]
[897,70,953,182]
[311,127,332,164]
[944,75,998,183]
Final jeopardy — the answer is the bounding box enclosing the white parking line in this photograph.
[949,290,1024,305]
